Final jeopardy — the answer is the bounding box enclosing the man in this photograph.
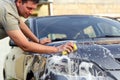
[0,0,74,54]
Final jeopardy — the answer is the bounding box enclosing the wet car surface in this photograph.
[3,15,120,80]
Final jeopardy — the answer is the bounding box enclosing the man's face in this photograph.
[16,0,37,18]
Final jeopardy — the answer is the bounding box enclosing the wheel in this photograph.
[26,71,35,80]
[3,69,6,80]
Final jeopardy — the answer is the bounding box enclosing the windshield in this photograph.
[35,16,120,40]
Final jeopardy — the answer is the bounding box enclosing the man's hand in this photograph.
[57,42,76,54]
[39,37,51,44]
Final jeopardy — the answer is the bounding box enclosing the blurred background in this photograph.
[1,0,120,80]
[32,0,120,17]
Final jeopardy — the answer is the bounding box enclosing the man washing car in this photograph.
[0,0,74,54]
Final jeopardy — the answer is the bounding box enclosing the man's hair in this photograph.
[15,0,39,4]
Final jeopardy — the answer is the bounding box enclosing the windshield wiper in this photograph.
[52,38,68,42]
[93,35,120,38]
[104,35,120,37]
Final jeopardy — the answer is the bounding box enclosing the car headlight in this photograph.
[41,55,116,80]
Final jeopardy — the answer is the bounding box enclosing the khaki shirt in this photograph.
[0,0,20,39]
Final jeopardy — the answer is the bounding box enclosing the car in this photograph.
[3,15,120,80]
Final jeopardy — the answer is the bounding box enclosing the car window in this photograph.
[32,16,120,40]
[97,22,120,36]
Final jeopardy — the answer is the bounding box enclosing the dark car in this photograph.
[3,15,120,80]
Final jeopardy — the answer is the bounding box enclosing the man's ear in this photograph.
[16,0,22,6]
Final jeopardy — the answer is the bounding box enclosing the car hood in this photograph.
[39,39,120,80]
[76,43,120,70]
[49,39,120,70]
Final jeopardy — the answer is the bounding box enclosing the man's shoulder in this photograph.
[1,0,15,3]
[0,0,16,8]
[0,0,18,15]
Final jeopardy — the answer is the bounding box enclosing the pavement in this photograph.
[0,37,11,80]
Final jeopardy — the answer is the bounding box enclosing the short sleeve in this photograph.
[0,7,20,31]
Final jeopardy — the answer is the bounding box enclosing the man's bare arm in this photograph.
[7,30,58,54]
[19,19,39,43]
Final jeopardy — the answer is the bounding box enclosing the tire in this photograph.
[26,71,35,80]
[3,69,6,80]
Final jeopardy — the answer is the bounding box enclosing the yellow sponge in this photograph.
[73,43,77,51]
[62,43,77,55]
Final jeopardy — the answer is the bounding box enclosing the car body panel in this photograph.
[4,47,34,80]
[4,47,25,79]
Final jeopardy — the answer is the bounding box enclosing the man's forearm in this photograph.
[19,19,39,43]
[22,41,58,53]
